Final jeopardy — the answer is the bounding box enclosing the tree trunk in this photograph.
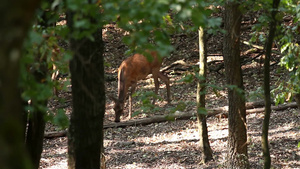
[67,11,105,169]
[0,1,41,169]
[223,1,249,168]
[262,0,281,168]
[25,103,46,169]
[197,26,213,163]
[294,93,300,109]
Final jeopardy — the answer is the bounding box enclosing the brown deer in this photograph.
[110,51,170,122]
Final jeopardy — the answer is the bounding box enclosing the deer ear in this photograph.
[108,95,118,102]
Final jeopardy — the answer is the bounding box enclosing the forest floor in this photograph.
[40,14,300,169]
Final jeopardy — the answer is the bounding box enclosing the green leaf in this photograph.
[178,74,194,83]
[74,19,90,29]
[132,111,141,117]
[197,107,207,115]
[179,8,192,19]
[176,101,186,111]
[53,109,69,129]
[29,31,44,45]
[195,72,205,81]
[281,42,291,53]
[165,114,176,121]
[51,0,61,10]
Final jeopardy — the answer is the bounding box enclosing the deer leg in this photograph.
[128,83,137,119]
[158,72,171,104]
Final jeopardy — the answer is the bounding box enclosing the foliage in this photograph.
[273,2,300,104]
[21,0,70,129]
[132,91,163,117]
[249,87,265,101]
[132,91,190,120]
[102,0,221,57]
[21,0,106,129]
[165,101,187,121]
[179,68,244,100]
[248,0,275,44]
[248,0,300,105]
[197,106,208,115]
[66,0,103,40]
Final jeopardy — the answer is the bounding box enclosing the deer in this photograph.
[110,51,171,122]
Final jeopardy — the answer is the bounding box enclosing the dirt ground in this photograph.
[40,14,300,168]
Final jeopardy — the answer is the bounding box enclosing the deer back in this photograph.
[118,51,162,96]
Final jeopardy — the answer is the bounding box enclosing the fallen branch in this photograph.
[242,41,264,50]
[246,102,298,114]
[103,112,194,129]
[44,130,67,138]
[208,51,264,73]
[245,100,269,108]
[44,101,297,138]
[242,41,281,55]
[103,102,297,128]
[160,59,191,73]
[241,47,259,56]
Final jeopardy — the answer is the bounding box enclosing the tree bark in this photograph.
[223,1,249,168]
[294,93,300,109]
[262,0,281,168]
[0,1,41,169]
[67,11,105,169]
[26,105,46,169]
[197,26,213,163]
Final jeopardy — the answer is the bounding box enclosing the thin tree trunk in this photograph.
[67,11,105,169]
[0,1,41,169]
[294,93,300,109]
[25,103,46,169]
[197,26,213,163]
[262,0,280,168]
[223,1,249,168]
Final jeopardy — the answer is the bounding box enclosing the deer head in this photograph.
[109,95,124,122]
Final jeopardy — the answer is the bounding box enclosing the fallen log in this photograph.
[103,112,194,129]
[44,101,298,138]
[160,59,190,73]
[245,100,272,109]
[246,102,298,114]
[44,130,67,138]
[102,102,298,129]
